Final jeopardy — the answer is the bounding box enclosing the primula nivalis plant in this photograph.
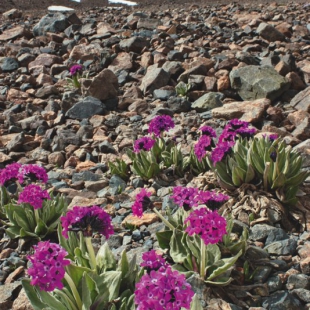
[140,249,168,272]
[134,266,194,310]
[132,188,153,218]
[134,136,156,153]
[0,163,67,239]
[27,241,70,292]
[69,64,83,88]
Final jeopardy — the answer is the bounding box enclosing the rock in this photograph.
[3,9,22,19]
[0,26,29,41]
[288,111,310,140]
[230,66,290,101]
[267,275,283,293]
[6,132,25,152]
[292,288,310,303]
[72,170,102,183]
[262,291,302,310]
[67,196,107,209]
[85,69,118,101]
[191,92,223,112]
[0,282,21,309]
[122,213,159,227]
[256,22,286,42]
[140,64,170,95]
[66,96,106,120]
[28,53,63,70]
[137,18,159,29]
[69,43,105,61]
[287,274,310,290]
[33,13,70,36]
[290,86,310,112]
[1,58,19,72]
[249,224,278,241]
[212,98,270,122]
[109,175,127,195]
[12,288,34,310]
[119,36,150,53]
[264,239,297,255]
[166,97,191,113]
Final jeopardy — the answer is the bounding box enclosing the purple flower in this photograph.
[194,135,212,161]
[18,184,50,210]
[141,250,168,271]
[199,125,217,138]
[135,266,194,310]
[148,115,175,137]
[270,151,277,162]
[0,163,22,186]
[235,126,256,139]
[197,190,230,211]
[170,186,200,211]
[27,241,70,292]
[17,164,48,184]
[218,128,237,144]
[60,205,114,239]
[263,133,278,142]
[210,141,233,165]
[134,136,156,153]
[228,119,249,130]
[69,64,83,76]
[185,208,227,245]
[132,188,153,217]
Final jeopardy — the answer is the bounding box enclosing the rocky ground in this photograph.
[0,1,310,309]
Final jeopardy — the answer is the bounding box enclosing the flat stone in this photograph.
[67,196,107,209]
[12,288,34,310]
[191,92,223,112]
[262,291,301,310]
[122,213,159,227]
[292,288,310,303]
[264,239,297,255]
[290,86,310,112]
[0,26,29,41]
[257,22,286,42]
[286,274,310,290]
[212,98,270,122]
[0,282,21,310]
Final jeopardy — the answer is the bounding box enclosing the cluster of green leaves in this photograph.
[249,138,309,204]
[108,159,130,181]
[1,190,67,240]
[23,226,142,310]
[127,138,189,180]
[211,137,309,205]
[156,207,246,286]
[175,81,192,97]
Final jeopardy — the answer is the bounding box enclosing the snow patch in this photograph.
[48,5,75,11]
[109,0,137,6]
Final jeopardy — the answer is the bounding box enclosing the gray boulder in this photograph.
[191,92,223,112]
[230,65,290,101]
[1,57,19,72]
[33,13,70,36]
[65,96,106,120]
[257,22,286,42]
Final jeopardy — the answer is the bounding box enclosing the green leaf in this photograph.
[37,289,68,310]
[22,279,48,310]
[190,294,203,310]
[96,271,122,301]
[156,230,173,249]
[96,243,116,272]
[170,229,189,264]
[65,264,91,287]
[82,273,99,309]
[232,166,246,186]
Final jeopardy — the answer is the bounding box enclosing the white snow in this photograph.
[48,5,75,11]
[108,0,137,5]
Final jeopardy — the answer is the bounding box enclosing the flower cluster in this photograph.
[148,115,175,137]
[134,136,156,153]
[170,186,200,210]
[0,163,22,186]
[209,119,256,165]
[18,164,48,184]
[199,125,216,138]
[69,64,83,76]
[60,205,114,239]
[194,135,212,161]
[140,250,168,271]
[185,208,227,245]
[132,188,153,217]
[0,163,47,186]
[198,191,230,211]
[135,266,194,310]
[27,241,70,292]
[18,184,50,210]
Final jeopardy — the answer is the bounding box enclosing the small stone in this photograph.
[262,291,302,310]
[292,288,310,303]
[266,275,283,293]
[12,288,34,310]
[264,239,297,255]
[286,274,310,290]
[191,92,223,112]
[122,213,159,227]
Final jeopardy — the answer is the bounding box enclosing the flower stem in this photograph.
[64,272,82,310]
[34,209,40,225]
[85,237,97,270]
[72,75,80,88]
[153,208,175,230]
[200,239,207,279]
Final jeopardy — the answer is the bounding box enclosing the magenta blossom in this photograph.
[134,136,156,153]
[185,208,227,245]
[194,135,212,161]
[60,205,114,239]
[17,164,48,184]
[210,141,234,165]
[263,133,278,142]
[28,241,70,292]
[140,250,168,271]
[170,186,200,211]
[18,184,50,210]
[197,190,230,211]
[132,188,153,217]
[199,125,217,138]
[135,266,194,310]
[0,163,22,186]
[69,64,83,76]
[148,115,175,137]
